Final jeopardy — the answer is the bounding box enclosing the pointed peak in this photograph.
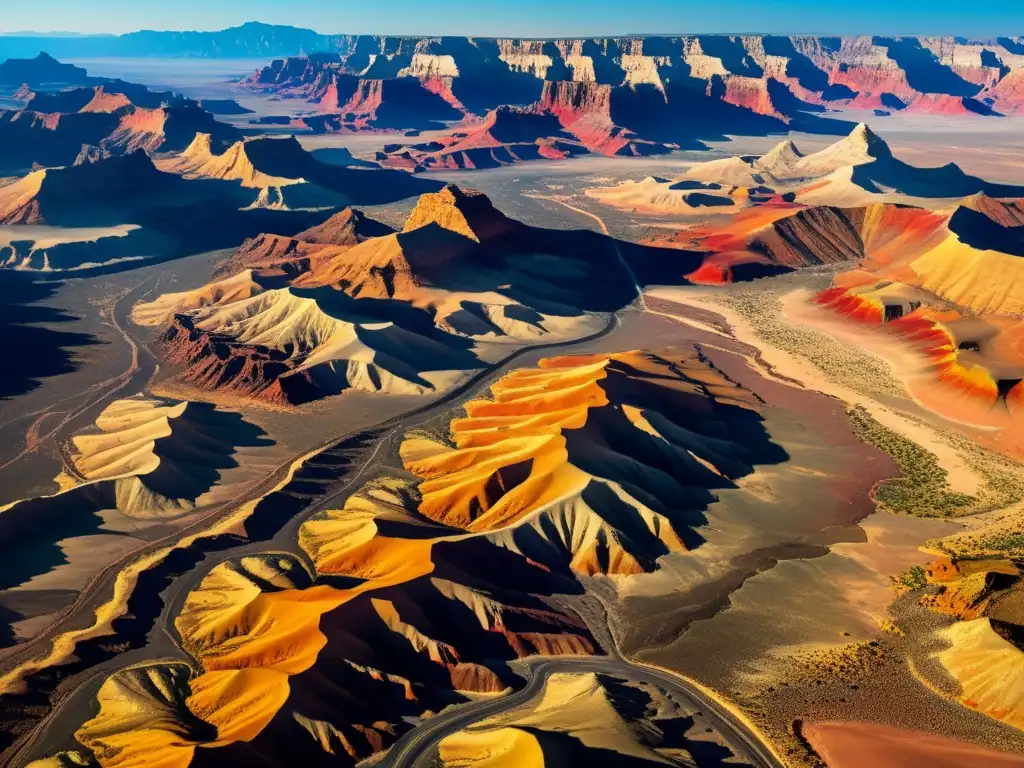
[961,191,990,206]
[403,184,517,243]
[183,132,215,157]
[956,191,1024,227]
[294,208,393,246]
[759,138,803,167]
[847,123,890,156]
[74,144,106,166]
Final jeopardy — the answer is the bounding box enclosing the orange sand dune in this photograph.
[439,672,685,766]
[62,345,756,767]
[936,618,1024,731]
[401,348,761,575]
[75,663,210,768]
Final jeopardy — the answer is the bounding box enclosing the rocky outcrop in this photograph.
[0,60,241,172]
[246,34,1024,142]
[133,185,638,405]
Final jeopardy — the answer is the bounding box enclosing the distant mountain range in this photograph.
[0,22,339,59]
[1,23,1024,63]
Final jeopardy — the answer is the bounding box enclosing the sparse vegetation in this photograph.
[784,639,887,686]
[708,282,1024,538]
[966,530,1024,558]
[711,285,903,397]
[934,427,1024,514]
[847,406,977,517]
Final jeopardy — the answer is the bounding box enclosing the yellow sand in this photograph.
[936,618,1024,731]
[439,672,671,766]
[155,134,299,189]
[66,348,753,767]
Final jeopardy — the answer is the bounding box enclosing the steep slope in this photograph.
[0,150,204,226]
[592,125,1024,220]
[212,207,394,278]
[0,396,270,645]
[399,348,766,576]
[8,395,267,519]
[100,104,241,155]
[133,185,635,405]
[0,150,339,271]
[378,82,671,170]
[439,672,707,766]
[0,51,89,85]
[156,133,303,188]
[936,618,1024,731]
[642,201,949,285]
[154,286,480,403]
[380,107,590,171]
[72,514,593,766]
[793,193,1024,445]
[155,133,440,207]
[0,69,241,172]
[243,35,1024,159]
[0,109,120,172]
[58,343,775,768]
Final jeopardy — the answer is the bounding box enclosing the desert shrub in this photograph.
[896,565,929,590]
[847,406,976,517]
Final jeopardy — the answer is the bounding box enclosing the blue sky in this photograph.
[2,0,1022,37]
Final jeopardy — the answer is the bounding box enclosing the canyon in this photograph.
[243,35,1024,165]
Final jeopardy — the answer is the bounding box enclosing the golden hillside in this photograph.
[65,346,763,767]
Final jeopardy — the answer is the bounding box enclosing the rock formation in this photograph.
[246,35,1024,168]
[0,59,242,172]
[63,343,773,767]
[132,185,637,405]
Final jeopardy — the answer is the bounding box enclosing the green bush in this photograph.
[847,406,977,517]
[896,565,929,589]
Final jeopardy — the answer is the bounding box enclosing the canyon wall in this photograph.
[249,35,1024,130]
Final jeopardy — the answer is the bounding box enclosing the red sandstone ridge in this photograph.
[0,61,242,172]
[378,82,670,171]
[102,104,240,154]
[645,203,947,285]
[380,107,589,171]
[533,80,668,156]
[245,36,1024,153]
[214,207,395,278]
[719,76,785,118]
[812,196,1024,439]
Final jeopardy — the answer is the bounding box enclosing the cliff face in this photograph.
[247,35,1024,137]
[0,71,242,173]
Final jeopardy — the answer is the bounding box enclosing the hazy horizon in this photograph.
[0,0,1021,38]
